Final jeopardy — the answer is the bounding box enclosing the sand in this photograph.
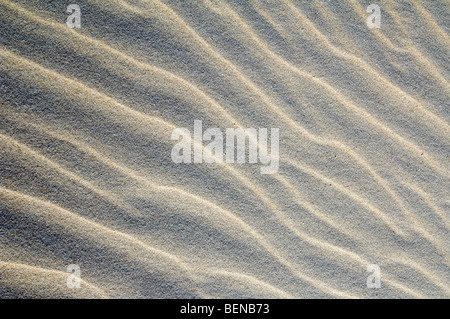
[0,0,449,298]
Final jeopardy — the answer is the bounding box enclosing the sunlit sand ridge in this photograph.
[0,0,449,298]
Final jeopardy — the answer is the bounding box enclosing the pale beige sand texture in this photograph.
[0,0,449,298]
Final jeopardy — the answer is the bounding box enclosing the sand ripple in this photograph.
[0,0,449,298]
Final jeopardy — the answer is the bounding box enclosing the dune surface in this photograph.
[0,0,449,298]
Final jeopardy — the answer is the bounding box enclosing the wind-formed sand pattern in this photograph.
[0,0,449,298]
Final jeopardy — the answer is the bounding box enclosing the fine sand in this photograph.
[0,0,449,298]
